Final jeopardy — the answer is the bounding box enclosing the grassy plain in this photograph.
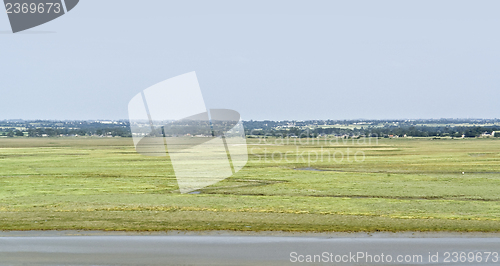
[1,137,500,232]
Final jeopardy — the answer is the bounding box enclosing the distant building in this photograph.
[481,132,492,137]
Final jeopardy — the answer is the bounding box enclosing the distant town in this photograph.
[1,119,500,138]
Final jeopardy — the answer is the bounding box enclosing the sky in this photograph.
[0,0,499,121]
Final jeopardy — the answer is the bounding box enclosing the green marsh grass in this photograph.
[1,137,500,232]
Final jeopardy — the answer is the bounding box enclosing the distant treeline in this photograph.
[365,126,500,138]
[244,119,500,138]
[249,126,500,138]
[1,119,500,138]
[0,120,131,137]
[24,127,132,137]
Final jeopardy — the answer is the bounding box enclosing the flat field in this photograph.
[1,137,500,232]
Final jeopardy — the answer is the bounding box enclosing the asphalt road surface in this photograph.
[2,231,500,265]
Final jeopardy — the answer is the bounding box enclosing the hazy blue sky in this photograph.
[1,0,499,120]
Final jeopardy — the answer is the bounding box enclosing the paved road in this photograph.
[2,232,500,265]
